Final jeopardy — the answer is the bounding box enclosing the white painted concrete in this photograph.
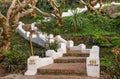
[25,56,53,75]
[48,34,54,43]
[58,43,66,53]
[46,50,63,59]
[66,40,74,48]
[70,44,86,51]
[55,35,67,43]
[86,46,100,77]
[111,2,120,5]
[25,56,39,75]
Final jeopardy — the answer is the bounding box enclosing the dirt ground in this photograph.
[0,64,9,77]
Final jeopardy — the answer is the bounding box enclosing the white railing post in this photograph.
[25,56,39,75]
[58,43,66,53]
[66,40,74,48]
[86,46,100,77]
[48,34,54,43]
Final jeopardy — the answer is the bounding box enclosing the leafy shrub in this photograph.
[86,13,112,31]
[93,35,111,47]
[47,42,58,51]
[61,12,114,35]
[36,0,51,12]
[2,45,29,73]
[53,28,60,35]
[34,14,44,21]
[111,16,120,34]
[101,46,120,78]
[38,19,57,34]
[111,37,120,47]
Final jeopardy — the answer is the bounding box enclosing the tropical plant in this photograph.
[65,9,83,33]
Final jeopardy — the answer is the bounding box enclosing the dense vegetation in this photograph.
[33,5,120,36]
[0,1,120,78]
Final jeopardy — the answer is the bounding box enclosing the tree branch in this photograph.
[20,8,34,17]
[17,0,22,6]
[0,13,7,22]
[7,0,17,21]
[79,0,87,5]
[48,0,59,11]
[34,7,51,17]
[15,0,33,12]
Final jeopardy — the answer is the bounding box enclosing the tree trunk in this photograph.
[0,20,10,50]
[0,0,63,50]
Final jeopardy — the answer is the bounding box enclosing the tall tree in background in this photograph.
[0,0,62,50]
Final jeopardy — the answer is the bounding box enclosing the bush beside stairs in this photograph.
[20,50,99,79]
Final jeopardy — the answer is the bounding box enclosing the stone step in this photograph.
[20,75,99,79]
[63,53,89,57]
[67,50,81,53]
[37,63,86,76]
[54,57,86,63]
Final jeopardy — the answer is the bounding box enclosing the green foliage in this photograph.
[61,12,115,36]
[10,33,31,53]
[53,28,60,35]
[69,9,82,32]
[0,7,8,15]
[48,42,58,51]
[0,1,11,15]
[2,46,29,72]
[116,5,120,12]
[111,37,120,47]
[86,13,112,31]
[93,35,111,47]
[36,0,52,12]
[10,33,46,57]
[38,19,59,34]
[111,16,120,34]
[33,14,44,21]
[22,5,120,36]
[21,5,120,36]
[101,47,120,78]
[1,33,48,72]
[61,12,85,34]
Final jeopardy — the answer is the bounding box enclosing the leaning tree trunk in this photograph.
[0,19,10,50]
[0,0,63,50]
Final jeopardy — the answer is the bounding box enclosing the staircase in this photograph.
[21,50,99,79]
